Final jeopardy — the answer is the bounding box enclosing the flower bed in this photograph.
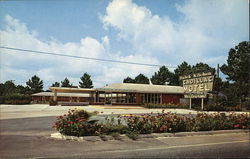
[53,109,249,138]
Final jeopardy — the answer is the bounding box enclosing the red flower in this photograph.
[160,127,164,132]
[163,125,168,129]
[234,124,239,128]
[242,126,246,129]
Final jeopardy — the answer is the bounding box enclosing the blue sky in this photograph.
[0,0,249,89]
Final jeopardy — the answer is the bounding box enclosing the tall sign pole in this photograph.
[189,98,192,109]
[201,98,204,110]
[216,64,220,107]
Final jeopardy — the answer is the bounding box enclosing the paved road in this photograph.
[2,104,248,120]
[1,116,249,158]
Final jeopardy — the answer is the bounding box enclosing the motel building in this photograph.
[31,83,184,106]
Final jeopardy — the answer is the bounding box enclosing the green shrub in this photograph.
[245,100,250,110]
[53,109,250,137]
[0,94,31,104]
[99,134,108,141]
[0,96,4,104]
[126,131,139,140]
[143,103,189,109]
[53,109,103,136]
[49,100,58,106]
[110,132,122,140]
[123,111,249,133]
[101,116,128,134]
[204,104,227,111]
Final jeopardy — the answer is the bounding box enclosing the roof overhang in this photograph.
[49,87,96,93]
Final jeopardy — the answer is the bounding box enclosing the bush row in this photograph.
[53,109,249,137]
[143,103,189,109]
[143,103,243,111]
[0,94,31,104]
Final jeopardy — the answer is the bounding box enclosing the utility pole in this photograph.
[215,64,220,107]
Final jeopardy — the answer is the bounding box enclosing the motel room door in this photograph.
[104,93,112,105]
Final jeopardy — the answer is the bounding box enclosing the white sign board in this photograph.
[180,71,214,99]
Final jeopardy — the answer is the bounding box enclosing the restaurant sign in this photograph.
[179,71,215,98]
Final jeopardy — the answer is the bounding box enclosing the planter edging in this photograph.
[51,129,249,142]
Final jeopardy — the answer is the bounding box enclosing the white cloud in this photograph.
[1,0,248,89]
[101,0,248,66]
[0,15,157,89]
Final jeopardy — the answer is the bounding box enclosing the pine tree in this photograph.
[61,78,73,87]
[79,73,93,88]
[172,62,192,86]
[26,75,43,93]
[151,66,174,85]
[123,76,136,83]
[135,74,149,84]
[221,41,250,107]
[51,82,60,87]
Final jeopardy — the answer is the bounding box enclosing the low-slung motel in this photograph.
[32,83,184,106]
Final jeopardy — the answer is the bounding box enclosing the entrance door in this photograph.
[105,93,112,105]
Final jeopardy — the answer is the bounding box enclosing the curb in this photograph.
[50,129,249,142]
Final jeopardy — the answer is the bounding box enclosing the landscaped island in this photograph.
[53,109,249,140]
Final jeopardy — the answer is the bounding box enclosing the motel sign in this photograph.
[179,71,215,98]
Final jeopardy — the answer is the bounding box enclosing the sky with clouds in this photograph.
[0,0,249,89]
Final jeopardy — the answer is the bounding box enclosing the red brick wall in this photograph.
[136,93,142,104]
[162,94,180,104]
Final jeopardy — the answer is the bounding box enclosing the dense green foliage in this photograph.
[0,94,31,104]
[79,73,93,88]
[123,62,215,87]
[121,41,249,109]
[51,82,60,87]
[26,75,44,94]
[53,109,99,136]
[123,74,149,84]
[143,103,189,109]
[221,41,250,106]
[61,78,73,87]
[151,66,174,85]
[123,76,136,83]
[134,74,150,84]
[0,80,32,104]
[171,61,192,86]
[53,109,249,137]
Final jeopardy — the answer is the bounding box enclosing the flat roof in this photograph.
[98,83,184,94]
[50,87,96,93]
[32,92,90,97]
[49,83,184,94]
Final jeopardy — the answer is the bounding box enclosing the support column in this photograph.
[189,98,192,109]
[201,98,204,110]
[53,90,57,102]
[93,92,96,103]
[160,94,162,104]
[111,92,113,105]
[104,93,106,104]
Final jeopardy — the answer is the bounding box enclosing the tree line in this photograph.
[0,73,93,104]
[0,41,249,107]
[123,62,215,86]
[0,72,94,95]
[122,41,249,108]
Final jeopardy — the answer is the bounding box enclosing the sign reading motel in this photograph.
[179,71,214,98]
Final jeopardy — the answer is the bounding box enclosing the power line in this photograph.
[0,46,177,68]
